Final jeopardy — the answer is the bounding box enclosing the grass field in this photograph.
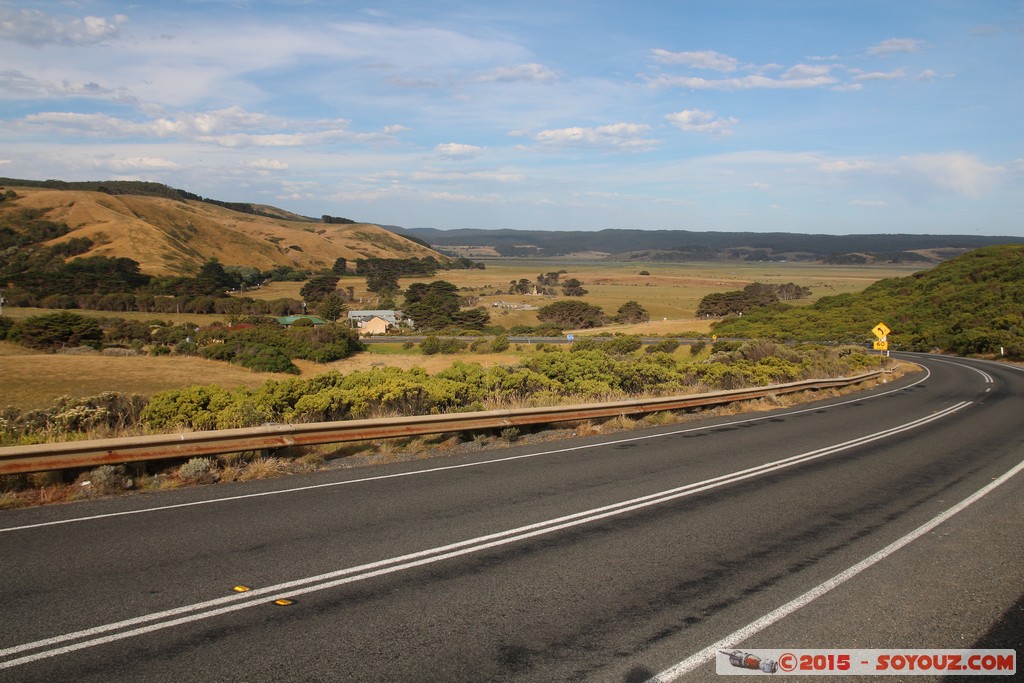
[429,259,923,328]
[0,258,922,411]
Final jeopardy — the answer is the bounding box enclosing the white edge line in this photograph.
[0,366,931,535]
[646,456,1024,682]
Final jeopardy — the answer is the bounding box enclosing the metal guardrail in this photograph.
[0,371,884,475]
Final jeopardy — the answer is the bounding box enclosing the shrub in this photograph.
[500,427,520,442]
[646,339,680,354]
[603,335,643,356]
[178,457,216,482]
[82,465,132,495]
[141,385,234,431]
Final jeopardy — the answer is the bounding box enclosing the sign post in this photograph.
[871,322,891,360]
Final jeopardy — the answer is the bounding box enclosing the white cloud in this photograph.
[0,8,127,46]
[434,143,484,159]
[18,106,400,147]
[523,123,658,151]
[387,76,442,89]
[409,169,523,183]
[644,63,837,90]
[818,159,883,173]
[0,70,139,105]
[867,38,924,56]
[650,49,739,72]
[474,63,557,83]
[820,153,1004,199]
[246,159,290,170]
[104,156,180,172]
[849,199,889,207]
[895,153,1002,198]
[853,68,906,82]
[665,109,738,137]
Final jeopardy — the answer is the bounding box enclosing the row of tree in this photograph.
[696,282,812,318]
[0,311,364,374]
[535,300,650,329]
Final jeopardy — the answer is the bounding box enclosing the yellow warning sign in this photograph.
[873,340,889,351]
[872,322,891,339]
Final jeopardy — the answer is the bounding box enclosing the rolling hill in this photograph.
[0,181,445,276]
[711,244,1024,357]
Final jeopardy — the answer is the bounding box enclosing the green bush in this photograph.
[645,339,680,354]
[141,385,235,431]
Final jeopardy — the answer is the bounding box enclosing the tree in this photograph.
[223,265,262,289]
[14,311,104,350]
[696,282,782,317]
[508,278,532,295]
[404,281,460,330]
[366,269,399,294]
[300,275,339,303]
[615,300,649,324]
[190,259,236,296]
[331,257,348,276]
[537,272,561,286]
[537,300,606,329]
[316,292,348,322]
[402,281,490,332]
[561,278,588,297]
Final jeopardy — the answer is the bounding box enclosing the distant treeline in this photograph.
[391,226,1024,261]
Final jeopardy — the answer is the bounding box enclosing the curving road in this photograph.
[1,353,1021,681]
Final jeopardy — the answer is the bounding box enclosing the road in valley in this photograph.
[1,353,1021,681]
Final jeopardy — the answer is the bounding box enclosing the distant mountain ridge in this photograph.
[5,177,1019,268]
[389,226,1024,263]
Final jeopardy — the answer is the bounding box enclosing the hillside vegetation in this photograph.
[0,181,444,276]
[712,245,1024,356]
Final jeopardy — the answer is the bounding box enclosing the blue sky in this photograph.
[1,1,1021,236]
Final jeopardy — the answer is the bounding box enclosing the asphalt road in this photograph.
[1,353,1021,682]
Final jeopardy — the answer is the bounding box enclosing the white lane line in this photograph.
[924,355,994,383]
[0,400,970,670]
[0,367,931,535]
[646,455,1024,682]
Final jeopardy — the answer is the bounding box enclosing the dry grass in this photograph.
[605,415,637,431]
[8,186,442,276]
[0,349,296,411]
[237,457,293,481]
[639,410,681,427]
[426,258,921,329]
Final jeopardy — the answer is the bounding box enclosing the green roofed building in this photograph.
[275,315,326,327]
